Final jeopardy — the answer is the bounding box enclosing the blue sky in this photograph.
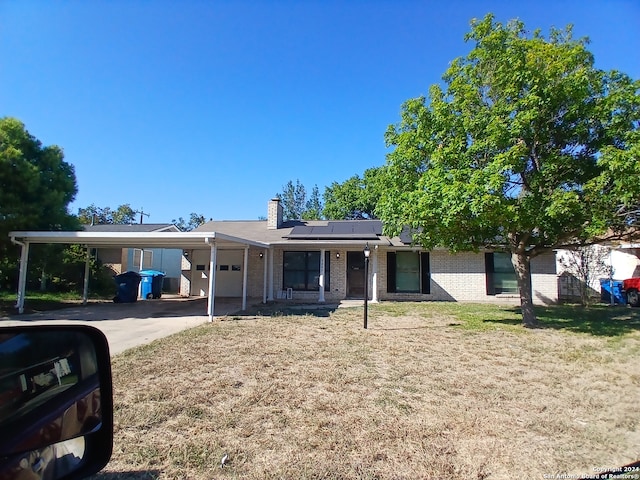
[2,1,639,223]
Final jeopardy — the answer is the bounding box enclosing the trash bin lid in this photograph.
[139,269,165,277]
[115,271,142,279]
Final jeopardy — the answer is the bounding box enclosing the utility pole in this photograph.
[136,207,150,224]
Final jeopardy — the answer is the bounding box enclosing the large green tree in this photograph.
[277,179,324,220]
[0,117,79,290]
[323,167,382,220]
[77,204,137,225]
[172,212,206,231]
[379,15,640,327]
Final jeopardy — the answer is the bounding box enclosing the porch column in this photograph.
[15,241,30,314]
[242,246,249,311]
[206,240,217,321]
[262,249,268,303]
[371,248,379,302]
[267,249,274,301]
[138,248,145,299]
[318,248,325,303]
[82,247,91,305]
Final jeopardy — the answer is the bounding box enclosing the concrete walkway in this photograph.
[0,296,242,355]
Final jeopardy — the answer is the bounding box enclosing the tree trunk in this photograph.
[511,250,539,328]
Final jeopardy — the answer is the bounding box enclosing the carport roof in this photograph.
[83,223,179,233]
[10,219,420,250]
[8,230,269,249]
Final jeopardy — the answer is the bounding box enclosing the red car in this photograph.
[622,278,640,307]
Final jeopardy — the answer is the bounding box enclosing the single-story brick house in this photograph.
[9,198,558,318]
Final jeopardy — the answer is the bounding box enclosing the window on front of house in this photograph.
[133,249,153,270]
[387,251,430,294]
[485,252,518,295]
[283,251,330,291]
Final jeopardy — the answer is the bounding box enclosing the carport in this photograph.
[9,230,269,320]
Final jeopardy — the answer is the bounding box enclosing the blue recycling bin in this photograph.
[599,279,626,304]
[113,271,141,303]
[139,270,165,300]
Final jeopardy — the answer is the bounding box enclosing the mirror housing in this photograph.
[0,325,113,480]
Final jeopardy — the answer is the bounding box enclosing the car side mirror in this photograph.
[0,325,113,480]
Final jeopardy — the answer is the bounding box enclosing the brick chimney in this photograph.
[267,198,283,229]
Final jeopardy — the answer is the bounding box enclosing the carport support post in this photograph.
[242,246,249,311]
[82,246,91,305]
[262,249,268,303]
[15,240,29,314]
[267,249,274,302]
[206,240,217,321]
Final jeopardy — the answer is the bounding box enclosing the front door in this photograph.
[347,251,365,298]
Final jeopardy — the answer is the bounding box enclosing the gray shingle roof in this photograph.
[83,224,179,233]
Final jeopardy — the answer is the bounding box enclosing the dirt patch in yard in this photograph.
[93,304,640,479]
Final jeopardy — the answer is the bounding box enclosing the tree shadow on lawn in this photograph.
[232,302,340,319]
[483,304,640,337]
[89,471,162,480]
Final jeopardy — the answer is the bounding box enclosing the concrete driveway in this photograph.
[0,296,242,355]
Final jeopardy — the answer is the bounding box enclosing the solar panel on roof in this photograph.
[285,220,382,239]
[398,226,419,244]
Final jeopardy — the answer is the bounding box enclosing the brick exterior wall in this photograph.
[377,249,557,305]
[96,247,123,276]
[180,251,192,297]
[182,246,558,305]
[267,198,283,230]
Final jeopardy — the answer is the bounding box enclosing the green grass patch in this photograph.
[535,304,640,336]
[364,301,640,337]
[0,290,111,316]
[472,303,640,337]
[368,301,523,332]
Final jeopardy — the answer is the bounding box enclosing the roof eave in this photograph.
[8,231,269,249]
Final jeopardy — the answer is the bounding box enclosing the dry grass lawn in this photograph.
[92,302,640,480]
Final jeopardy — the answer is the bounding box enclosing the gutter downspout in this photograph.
[11,237,29,314]
[205,237,217,322]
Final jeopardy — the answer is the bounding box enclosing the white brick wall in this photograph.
[182,246,558,305]
[377,249,557,305]
[179,251,192,297]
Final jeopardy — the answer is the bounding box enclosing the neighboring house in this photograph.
[84,224,183,292]
[180,198,558,305]
[612,244,640,279]
[556,242,639,303]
